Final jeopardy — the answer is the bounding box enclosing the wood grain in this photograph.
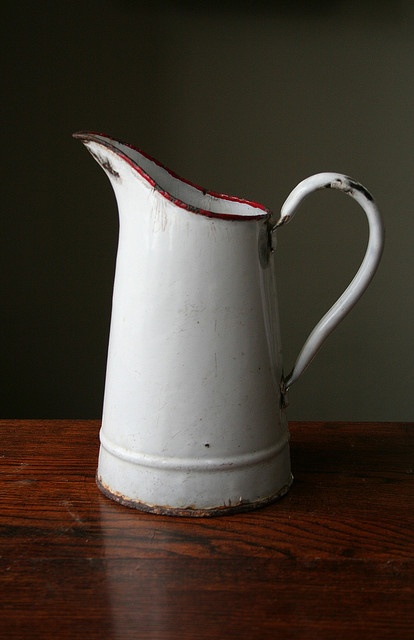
[1,420,413,639]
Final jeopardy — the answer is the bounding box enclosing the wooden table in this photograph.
[1,420,413,639]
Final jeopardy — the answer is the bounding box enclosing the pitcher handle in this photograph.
[272,172,384,392]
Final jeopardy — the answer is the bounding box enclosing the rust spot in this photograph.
[347,179,374,202]
[96,474,292,518]
[101,158,120,180]
[88,149,121,181]
[325,177,374,202]
[258,223,271,268]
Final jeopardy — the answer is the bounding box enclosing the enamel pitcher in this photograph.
[74,132,384,516]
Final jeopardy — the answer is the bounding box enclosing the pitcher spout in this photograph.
[73,131,271,221]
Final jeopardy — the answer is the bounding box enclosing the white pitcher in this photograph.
[74,132,384,516]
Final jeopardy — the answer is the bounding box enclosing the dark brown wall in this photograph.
[2,1,413,419]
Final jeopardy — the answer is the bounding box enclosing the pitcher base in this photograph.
[96,473,293,517]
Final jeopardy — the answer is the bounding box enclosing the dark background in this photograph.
[2,0,413,420]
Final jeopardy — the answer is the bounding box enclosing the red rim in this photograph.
[73,131,271,221]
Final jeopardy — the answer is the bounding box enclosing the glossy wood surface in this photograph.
[1,420,413,639]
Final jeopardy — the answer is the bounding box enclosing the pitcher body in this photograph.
[74,132,384,516]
